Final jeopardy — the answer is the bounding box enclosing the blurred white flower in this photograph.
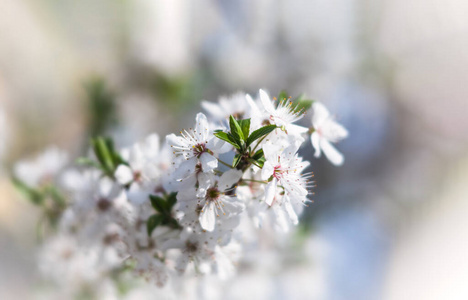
[14,146,68,188]
[257,89,308,136]
[201,92,250,122]
[115,134,162,205]
[310,102,348,166]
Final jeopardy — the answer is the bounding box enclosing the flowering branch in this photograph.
[11,88,348,297]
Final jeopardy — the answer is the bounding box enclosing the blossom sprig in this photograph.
[213,115,277,169]
[12,89,348,298]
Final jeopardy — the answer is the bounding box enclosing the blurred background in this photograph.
[1,0,468,299]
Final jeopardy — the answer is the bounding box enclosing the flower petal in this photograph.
[220,197,245,215]
[246,94,260,114]
[199,202,216,231]
[218,169,243,191]
[208,137,230,154]
[261,161,274,181]
[322,120,349,142]
[144,134,160,155]
[311,132,321,158]
[197,172,212,192]
[284,196,299,225]
[127,183,149,205]
[199,153,218,172]
[195,113,210,142]
[264,178,277,206]
[287,123,309,134]
[262,143,280,163]
[166,133,186,147]
[172,157,197,181]
[201,101,224,118]
[259,89,275,114]
[128,144,144,170]
[312,102,330,128]
[321,138,344,166]
[115,165,134,185]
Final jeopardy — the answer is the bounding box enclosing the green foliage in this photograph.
[217,116,278,152]
[147,193,181,236]
[146,214,164,236]
[229,116,245,143]
[213,131,240,149]
[213,115,279,171]
[276,90,314,113]
[251,149,264,161]
[237,119,251,140]
[85,78,117,137]
[11,176,67,234]
[245,125,277,147]
[12,177,44,205]
[232,154,242,168]
[80,136,128,178]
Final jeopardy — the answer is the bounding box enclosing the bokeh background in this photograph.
[1,0,468,299]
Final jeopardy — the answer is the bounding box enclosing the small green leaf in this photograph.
[238,119,251,140]
[277,90,288,103]
[214,131,240,149]
[11,177,44,205]
[112,152,128,167]
[47,186,67,207]
[229,115,244,142]
[294,98,314,113]
[232,154,242,168]
[92,137,115,174]
[76,157,102,169]
[167,192,178,208]
[252,149,264,161]
[257,156,266,168]
[246,125,277,146]
[147,214,164,236]
[149,195,168,214]
[166,218,182,230]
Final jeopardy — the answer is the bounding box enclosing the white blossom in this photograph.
[248,89,308,139]
[261,143,311,206]
[167,113,228,181]
[14,146,68,188]
[12,89,347,298]
[201,92,250,122]
[310,102,348,166]
[115,134,162,204]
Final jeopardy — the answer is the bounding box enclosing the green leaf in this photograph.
[112,152,128,167]
[256,156,266,168]
[229,115,244,142]
[238,119,251,140]
[149,195,168,214]
[168,218,182,229]
[294,98,314,113]
[85,77,117,137]
[167,192,178,209]
[11,177,44,205]
[92,137,115,174]
[232,154,242,168]
[214,131,240,149]
[147,214,164,236]
[246,125,277,146]
[277,90,288,103]
[76,157,102,169]
[252,149,264,161]
[47,186,67,207]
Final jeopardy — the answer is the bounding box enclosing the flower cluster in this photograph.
[12,89,347,298]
